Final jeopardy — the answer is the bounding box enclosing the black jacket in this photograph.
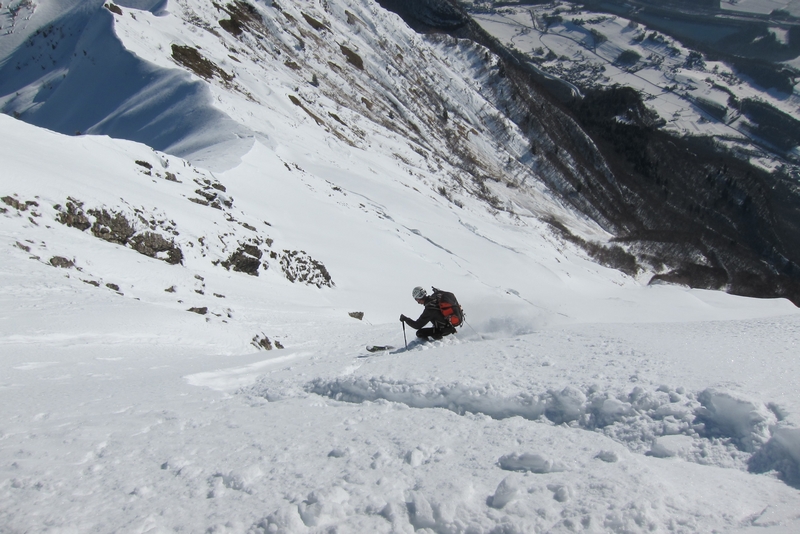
[402,296,446,330]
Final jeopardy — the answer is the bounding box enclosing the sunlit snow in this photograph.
[2,0,800,532]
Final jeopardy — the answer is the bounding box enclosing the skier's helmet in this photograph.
[412,286,427,300]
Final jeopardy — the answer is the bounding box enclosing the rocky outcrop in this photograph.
[280,250,334,288]
[221,242,264,276]
[55,200,183,266]
[130,231,184,265]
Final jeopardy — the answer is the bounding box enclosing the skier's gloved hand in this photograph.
[400,314,407,323]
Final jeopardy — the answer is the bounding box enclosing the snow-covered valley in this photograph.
[2,0,800,532]
[467,0,800,161]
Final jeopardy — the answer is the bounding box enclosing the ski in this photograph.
[366,345,394,353]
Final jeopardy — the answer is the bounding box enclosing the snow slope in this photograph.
[2,0,800,532]
[3,92,800,534]
[0,0,253,171]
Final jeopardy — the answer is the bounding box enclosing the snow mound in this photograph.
[489,475,522,509]
[297,376,799,475]
[695,388,775,452]
[648,435,696,458]
[545,385,587,424]
[750,427,800,488]
[497,452,568,474]
[305,376,548,420]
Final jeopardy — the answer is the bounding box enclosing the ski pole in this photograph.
[465,318,486,341]
[402,321,408,349]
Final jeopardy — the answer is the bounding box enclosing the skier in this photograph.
[400,286,459,340]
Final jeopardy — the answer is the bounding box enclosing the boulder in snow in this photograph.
[647,435,695,458]
[498,452,566,473]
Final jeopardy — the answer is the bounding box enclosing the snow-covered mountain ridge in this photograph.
[6,0,800,308]
[1,0,646,318]
[2,0,800,532]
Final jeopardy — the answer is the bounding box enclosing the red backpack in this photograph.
[432,287,464,327]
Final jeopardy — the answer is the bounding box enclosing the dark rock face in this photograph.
[375,0,468,32]
[89,208,137,245]
[251,333,284,350]
[572,87,800,303]
[130,232,184,265]
[218,0,264,37]
[55,201,91,231]
[171,44,233,82]
[252,333,273,350]
[221,243,263,276]
[49,256,75,268]
[55,200,184,266]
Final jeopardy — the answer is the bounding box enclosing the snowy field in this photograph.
[2,0,800,532]
[3,284,800,533]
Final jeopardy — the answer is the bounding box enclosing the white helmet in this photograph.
[412,286,427,300]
